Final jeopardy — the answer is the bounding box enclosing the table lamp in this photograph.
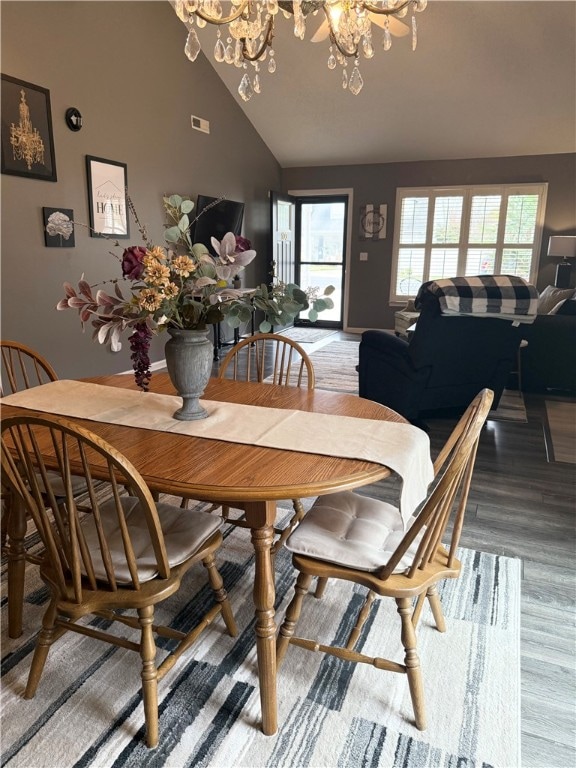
[548,235,576,289]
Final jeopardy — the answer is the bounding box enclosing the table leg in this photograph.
[250,523,278,736]
[7,493,27,638]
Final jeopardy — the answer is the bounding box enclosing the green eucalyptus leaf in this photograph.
[282,299,305,314]
[205,305,224,324]
[191,243,209,258]
[168,194,182,208]
[308,309,318,323]
[252,297,270,312]
[313,298,328,312]
[180,199,195,214]
[259,320,272,333]
[278,310,292,325]
[237,305,253,322]
[264,307,282,323]
[180,303,200,325]
[226,315,242,329]
[164,226,181,243]
[197,261,217,279]
[178,214,189,232]
[323,284,336,296]
[291,287,308,305]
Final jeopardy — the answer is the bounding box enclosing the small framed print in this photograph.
[43,207,75,247]
[1,74,57,181]
[86,155,129,238]
[360,203,387,241]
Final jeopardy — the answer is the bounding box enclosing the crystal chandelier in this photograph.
[173,1,427,100]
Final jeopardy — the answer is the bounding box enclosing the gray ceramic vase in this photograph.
[164,327,213,420]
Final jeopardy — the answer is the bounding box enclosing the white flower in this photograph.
[46,211,73,240]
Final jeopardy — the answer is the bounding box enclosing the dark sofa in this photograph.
[358,289,525,423]
[520,309,576,392]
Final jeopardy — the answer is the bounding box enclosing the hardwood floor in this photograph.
[213,330,576,767]
[429,396,575,768]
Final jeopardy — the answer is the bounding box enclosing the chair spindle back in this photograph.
[378,389,493,580]
[1,341,58,397]
[218,333,315,389]
[1,414,170,602]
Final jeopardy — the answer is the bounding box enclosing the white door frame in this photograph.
[288,187,354,332]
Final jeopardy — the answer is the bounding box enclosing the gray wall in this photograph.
[283,154,576,330]
[2,2,574,363]
[1,1,281,378]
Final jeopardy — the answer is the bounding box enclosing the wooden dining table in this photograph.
[3,373,407,736]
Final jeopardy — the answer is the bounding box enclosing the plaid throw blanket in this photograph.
[415,275,538,324]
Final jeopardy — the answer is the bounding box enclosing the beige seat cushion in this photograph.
[80,496,222,583]
[37,471,87,498]
[285,491,422,574]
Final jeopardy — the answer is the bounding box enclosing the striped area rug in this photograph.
[279,327,338,345]
[1,498,521,768]
[309,340,360,393]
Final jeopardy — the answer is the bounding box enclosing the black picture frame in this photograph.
[1,74,57,181]
[43,207,75,248]
[86,155,129,238]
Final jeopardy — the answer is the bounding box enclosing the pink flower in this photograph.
[211,232,256,268]
[121,246,147,280]
[235,235,252,253]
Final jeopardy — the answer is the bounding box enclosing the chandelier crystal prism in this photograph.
[173,0,427,100]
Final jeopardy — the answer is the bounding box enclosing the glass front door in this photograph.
[296,196,347,327]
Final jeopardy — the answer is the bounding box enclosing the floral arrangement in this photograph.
[57,195,334,390]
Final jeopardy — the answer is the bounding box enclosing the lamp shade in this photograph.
[548,235,576,259]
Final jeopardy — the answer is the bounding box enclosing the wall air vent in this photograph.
[191,115,210,134]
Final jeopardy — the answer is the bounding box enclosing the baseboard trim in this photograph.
[119,358,166,376]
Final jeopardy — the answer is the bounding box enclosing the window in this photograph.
[390,183,548,303]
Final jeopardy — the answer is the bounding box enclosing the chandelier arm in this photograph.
[329,32,359,59]
[195,1,250,26]
[240,17,275,62]
[362,1,413,14]
[322,7,359,59]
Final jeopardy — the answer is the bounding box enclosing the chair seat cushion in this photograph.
[285,491,422,573]
[37,470,87,497]
[81,496,222,584]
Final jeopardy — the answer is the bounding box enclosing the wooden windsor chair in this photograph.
[0,340,87,560]
[276,389,493,731]
[1,412,238,749]
[218,332,315,390]
[195,333,317,557]
[0,340,58,396]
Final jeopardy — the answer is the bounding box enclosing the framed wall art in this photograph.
[86,155,129,238]
[43,207,75,247]
[359,203,387,241]
[1,74,57,181]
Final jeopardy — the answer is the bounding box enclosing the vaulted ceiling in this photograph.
[189,1,576,168]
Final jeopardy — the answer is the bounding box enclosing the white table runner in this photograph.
[1,380,434,525]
